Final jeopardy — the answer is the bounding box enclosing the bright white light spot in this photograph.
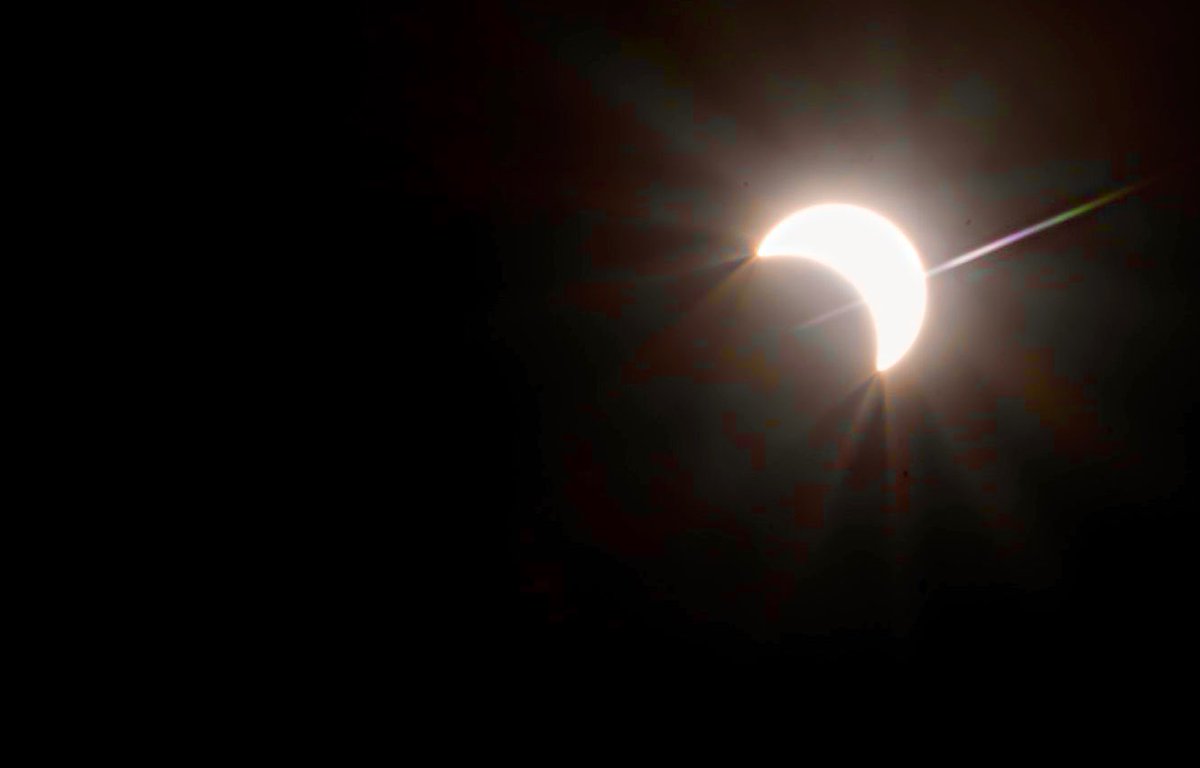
[757,204,927,371]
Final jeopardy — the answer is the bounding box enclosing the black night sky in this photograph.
[358,1,1199,682]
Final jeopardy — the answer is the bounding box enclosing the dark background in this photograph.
[357,1,1198,682]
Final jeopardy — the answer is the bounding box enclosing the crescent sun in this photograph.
[756,204,928,371]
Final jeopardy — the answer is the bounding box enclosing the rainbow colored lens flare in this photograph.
[926,180,1148,278]
[790,178,1152,337]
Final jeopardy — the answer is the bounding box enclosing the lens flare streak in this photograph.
[792,180,1150,338]
[925,181,1147,277]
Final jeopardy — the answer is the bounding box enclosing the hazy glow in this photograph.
[757,204,927,371]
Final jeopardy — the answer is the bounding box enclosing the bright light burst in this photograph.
[758,204,927,371]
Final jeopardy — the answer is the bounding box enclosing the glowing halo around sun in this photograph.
[757,204,927,371]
